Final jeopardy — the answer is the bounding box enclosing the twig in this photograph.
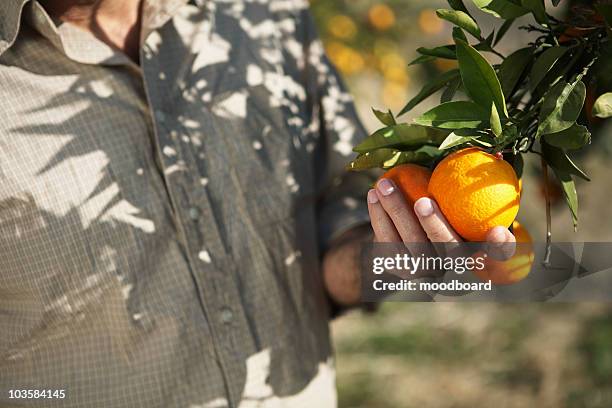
[490,48,506,60]
[541,156,552,267]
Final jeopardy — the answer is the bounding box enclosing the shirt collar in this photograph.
[0,0,29,56]
[142,0,190,37]
[0,0,191,60]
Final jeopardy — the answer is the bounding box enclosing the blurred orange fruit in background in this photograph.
[326,41,365,75]
[368,4,396,31]
[418,9,444,35]
[381,82,408,111]
[433,58,459,72]
[328,15,358,40]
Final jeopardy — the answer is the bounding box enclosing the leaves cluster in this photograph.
[349,0,612,229]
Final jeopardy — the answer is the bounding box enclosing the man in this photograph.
[0,0,515,406]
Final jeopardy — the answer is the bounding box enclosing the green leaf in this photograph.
[498,47,533,98]
[408,55,437,65]
[496,125,520,149]
[348,146,442,170]
[531,48,584,103]
[543,124,591,150]
[417,45,457,60]
[490,102,503,137]
[353,124,449,154]
[520,0,548,24]
[452,27,468,42]
[551,166,579,229]
[471,0,529,19]
[541,144,581,228]
[472,136,495,147]
[437,9,482,38]
[474,33,496,53]
[542,142,590,182]
[537,80,586,137]
[484,30,495,47]
[529,46,568,90]
[508,152,524,179]
[372,108,396,126]
[399,69,460,115]
[439,129,483,150]
[447,0,472,15]
[414,101,490,129]
[592,93,612,118]
[440,77,462,103]
[455,39,508,117]
[494,18,515,45]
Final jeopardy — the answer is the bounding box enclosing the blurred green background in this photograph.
[309,1,612,407]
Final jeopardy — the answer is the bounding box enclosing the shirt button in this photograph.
[188,207,200,220]
[220,307,233,324]
[155,109,166,123]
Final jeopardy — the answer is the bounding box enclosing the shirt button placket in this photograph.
[188,207,200,221]
[141,41,242,407]
[219,307,233,325]
[155,109,166,124]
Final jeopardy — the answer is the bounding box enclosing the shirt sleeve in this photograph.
[298,6,377,251]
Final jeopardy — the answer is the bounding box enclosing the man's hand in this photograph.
[367,177,516,247]
[322,225,372,307]
[322,177,516,308]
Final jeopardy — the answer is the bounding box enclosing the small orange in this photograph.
[428,147,520,241]
[368,4,396,31]
[380,163,431,205]
[418,9,444,35]
[474,221,534,285]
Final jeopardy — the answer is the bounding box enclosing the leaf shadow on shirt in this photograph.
[1,4,337,405]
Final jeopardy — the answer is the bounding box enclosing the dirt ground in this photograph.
[333,303,612,408]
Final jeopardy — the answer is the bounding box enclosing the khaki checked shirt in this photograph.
[0,0,373,407]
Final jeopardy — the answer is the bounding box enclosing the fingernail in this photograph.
[414,197,434,217]
[367,189,379,204]
[488,227,507,246]
[376,178,395,196]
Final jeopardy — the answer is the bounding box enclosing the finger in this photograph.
[368,189,414,278]
[375,178,427,243]
[413,197,462,243]
[367,189,400,242]
[485,226,516,261]
[375,180,436,276]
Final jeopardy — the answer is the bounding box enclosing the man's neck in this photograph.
[42,0,144,63]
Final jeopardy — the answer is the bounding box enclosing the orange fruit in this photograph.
[428,147,520,241]
[474,221,534,285]
[327,15,357,40]
[380,163,431,205]
[418,9,444,35]
[368,4,396,31]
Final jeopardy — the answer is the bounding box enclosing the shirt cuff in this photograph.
[317,200,371,251]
